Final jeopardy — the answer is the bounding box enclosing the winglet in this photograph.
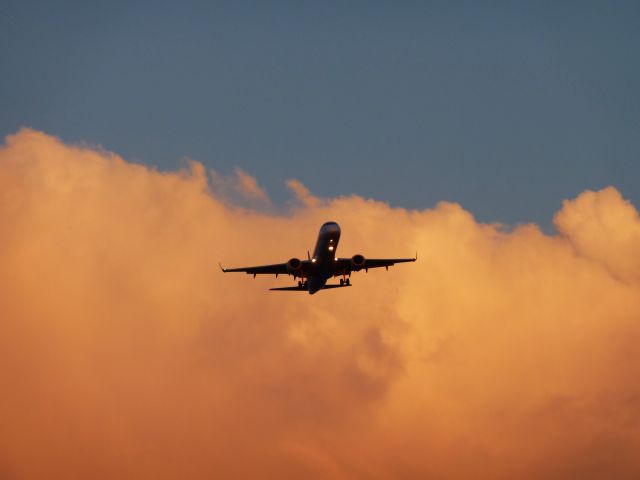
[218,262,227,273]
[415,251,418,261]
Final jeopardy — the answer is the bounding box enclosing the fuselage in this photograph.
[307,221,341,294]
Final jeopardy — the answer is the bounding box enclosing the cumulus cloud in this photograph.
[554,187,640,284]
[286,178,321,208]
[0,129,639,479]
[210,167,271,207]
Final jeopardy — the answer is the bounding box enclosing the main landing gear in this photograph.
[298,280,308,288]
[339,278,351,286]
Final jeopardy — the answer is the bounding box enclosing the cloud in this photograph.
[210,167,271,207]
[0,129,639,479]
[554,186,640,284]
[286,178,321,208]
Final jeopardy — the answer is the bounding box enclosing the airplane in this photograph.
[219,221,416,294]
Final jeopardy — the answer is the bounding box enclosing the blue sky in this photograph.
[2,1,639,227]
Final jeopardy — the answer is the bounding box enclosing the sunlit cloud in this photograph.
[286,178,321,208]
[1,129,639,479]
[210,167,271,208]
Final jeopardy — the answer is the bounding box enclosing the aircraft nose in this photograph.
[320,221,341,234]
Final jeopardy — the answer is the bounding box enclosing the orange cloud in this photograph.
[286,178,321,207]
[554,186,640,284]
[210,167,271,207]
[0,129,639,479]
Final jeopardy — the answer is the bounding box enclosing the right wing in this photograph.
[270,283,351,291]
[334,255,417,273]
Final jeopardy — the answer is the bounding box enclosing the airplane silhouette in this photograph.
[220,221,416,294]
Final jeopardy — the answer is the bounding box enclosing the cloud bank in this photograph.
[1,129,639,479]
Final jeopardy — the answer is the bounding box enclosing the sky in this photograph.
[2,3,640,479]
[1,1,639,226]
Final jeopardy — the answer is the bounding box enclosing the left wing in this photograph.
[335,256,417,273]
[219,262,289,275]
[219,260,313,276]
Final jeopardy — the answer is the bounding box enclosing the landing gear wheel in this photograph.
[340,278,344,286]
[346,278,351,286]
[298,281,302,287]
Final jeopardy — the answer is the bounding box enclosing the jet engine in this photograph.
[286,257,303,275]
[351,254,366,269]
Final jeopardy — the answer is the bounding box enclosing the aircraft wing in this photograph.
[220,260,312,276]
[335,256,417,272]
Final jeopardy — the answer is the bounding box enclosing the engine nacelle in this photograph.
[286,257,303,275]
[351,254,366,269]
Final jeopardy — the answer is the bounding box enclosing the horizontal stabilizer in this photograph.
[269,283,351,292]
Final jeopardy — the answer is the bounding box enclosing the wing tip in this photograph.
[218,262,227,272]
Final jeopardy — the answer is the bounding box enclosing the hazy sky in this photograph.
[2,4,640,474]
[2,1,639,226]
